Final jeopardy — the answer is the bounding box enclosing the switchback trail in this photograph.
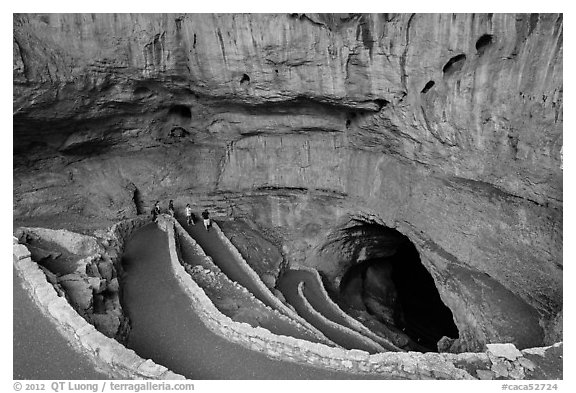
[179,215,386,354]
[177,216,279,311]
[121,222,381,379]
[277,269,384,353]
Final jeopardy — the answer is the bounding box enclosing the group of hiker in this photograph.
[151,200,211,231]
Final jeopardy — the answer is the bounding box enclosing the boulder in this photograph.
[486,343,523,361]
[91,312,120,338]
[272,289,286,303]
[476,369,494,380]
[261,273,276,289]
[86,261,101,278]
[58,273,93,311]
[518,357,536,371]
[491,360,510,378]
[107,277,120,293]
[437,336,457,353]
[88,277,105,293]
[97,261,114,281]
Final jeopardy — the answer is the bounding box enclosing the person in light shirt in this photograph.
[185,203,195,225]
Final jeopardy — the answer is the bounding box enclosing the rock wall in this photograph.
[13,13,562,203]
[13,13,562,353]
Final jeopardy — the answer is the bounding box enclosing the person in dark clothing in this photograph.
[152,201,160,222]
[201,209,211,231]
[168,200,175,217]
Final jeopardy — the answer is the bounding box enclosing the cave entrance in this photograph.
[337,223,459,351]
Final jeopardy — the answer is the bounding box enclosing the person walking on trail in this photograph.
[152,201,160,222]
[168,200,175,217]
[201,209,211,231]
[185,203,195,225]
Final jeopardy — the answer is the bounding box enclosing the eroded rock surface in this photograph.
[17,227,129,341]
[13,13,562,355]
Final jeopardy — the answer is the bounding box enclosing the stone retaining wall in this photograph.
[297,265,404,351]
[172,219,334,345]
[295,281,386,353]
[13,218,186,380]
[211,220,333,342]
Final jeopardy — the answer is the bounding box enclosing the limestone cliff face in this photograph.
[13,13,562,351]
[13,13,562,203]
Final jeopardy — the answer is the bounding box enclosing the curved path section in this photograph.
[13,267,110,380]
[121,222,378,379]
[180,215,394,353]
[277,273,384,353]
[282,268,403,351]
[179,218,274,307]
[173,220,327,343]
[175,216,332,345]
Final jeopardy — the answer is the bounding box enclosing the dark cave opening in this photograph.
[475,34,494,54]
[442,54,466,76]
[133,86,152,96]
[168,105,192,119]
[421,80,435,94]
[132,187,144,215]
[373,99,389,110]
[338,224,459,351]
[240,73,251,85]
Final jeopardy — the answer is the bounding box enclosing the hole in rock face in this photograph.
[168,105,191,119]
[442,54,466,76]
[421,80,435,94]
[475,34,494,54]
[132,187,144,215]
[337,223,459,351]
[240,73,250,85]
[373,99,389,110]
[133,86,152,96]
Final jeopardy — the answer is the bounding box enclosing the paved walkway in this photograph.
[174,224,322,342]
[121,223,381,379]
[277,270,384,353]
[13,267,109,380]
[282,269,356,328]
[176,215,281,311]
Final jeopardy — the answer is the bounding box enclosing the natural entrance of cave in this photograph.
[336,223,459,351]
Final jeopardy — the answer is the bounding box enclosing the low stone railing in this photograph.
[172,218,333,345]
[13,217,186,380]
[295,281,386,353]
[297,265,403,351]
[211,220,335,342]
